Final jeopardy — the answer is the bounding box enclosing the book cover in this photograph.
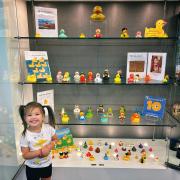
[24,51,52,82]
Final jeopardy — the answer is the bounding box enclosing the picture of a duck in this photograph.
[144,19,168,37]
[34,139,47,147]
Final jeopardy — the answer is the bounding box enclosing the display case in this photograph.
[15,0,180,170]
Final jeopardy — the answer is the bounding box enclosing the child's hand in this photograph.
[41,145,51,157]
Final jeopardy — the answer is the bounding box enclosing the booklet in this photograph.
[24,51,52,82]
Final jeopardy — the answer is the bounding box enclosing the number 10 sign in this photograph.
[142,96,166,119]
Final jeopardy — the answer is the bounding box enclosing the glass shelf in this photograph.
[14,36,177,46]
[14,36,178,40]
[55,110,177,127]
[18,79,174,86]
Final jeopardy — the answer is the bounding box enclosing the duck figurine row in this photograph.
[55,19,168,38]
[56,69,122,84]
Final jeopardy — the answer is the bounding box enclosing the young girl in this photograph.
[19,101,58,180]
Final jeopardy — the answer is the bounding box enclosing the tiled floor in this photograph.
[15,166,180,180]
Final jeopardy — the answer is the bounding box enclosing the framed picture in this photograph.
[147,53,167,81]
[126,53,147,82]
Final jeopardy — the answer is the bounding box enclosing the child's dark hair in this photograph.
[19,101,55,136]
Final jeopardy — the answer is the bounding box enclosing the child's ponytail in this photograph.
[19,105,28,136]
[43,105,56,128]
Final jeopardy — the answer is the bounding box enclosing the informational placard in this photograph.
[37,89,54,111]
[35,6,58,37]
[142,96,166,119]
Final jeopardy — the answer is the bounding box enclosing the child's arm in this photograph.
[43,134,58,150]
[21,147,42,159]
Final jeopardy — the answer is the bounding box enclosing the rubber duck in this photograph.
[163,74,169,83]
[80,33,85,38]
[86,152,91,157]
[122,154,130,161]
[26,74,37,83]
[59,29,68,38]
[103,69,110,82]
[120,27,129,38]
[144,19,168,38]
[90,6,105,21]
[87,71,94,82]
[73,105,80,117]
[97,105,105,114]
[89,146,94,151]
[79,111,86,121]
[95,147,100,153]
[94,73,102,83]
[56,71,63,83]
[134,74,140,82]
[83,141,88,149]
[63,72,70,82]
[132,146,137,152]
[61,113,69,124]
[119,106,126,120]
[100,113,108,123]
[89,155,95,161]
[94,28,102,38]
[74,71,80,83]
[46,75,52,82]
[87,139,94,146]
[80,72,86,83]
[85,106,93,119]
[128,74,134,83]
[114,73,121,83]
[131,113,141,123]
[35,33,41,38]
[136,31,142,38]
[107,107,113,117]
[104,153,109,160]
[144,75,151,83]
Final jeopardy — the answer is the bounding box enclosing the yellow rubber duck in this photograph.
[80,33,85,38]
[89,155,95,161]
[62,113,70,124]
[144,19,168,37]
[90,6,105,21]
[120,27,129,38]
[26,74,37,82]
[114,73,121,84]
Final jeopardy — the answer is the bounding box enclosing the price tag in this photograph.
[142,96,166,119]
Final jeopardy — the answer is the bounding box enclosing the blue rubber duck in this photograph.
[59,29,68,38]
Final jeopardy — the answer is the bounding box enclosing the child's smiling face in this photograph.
[25,107,44,129]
